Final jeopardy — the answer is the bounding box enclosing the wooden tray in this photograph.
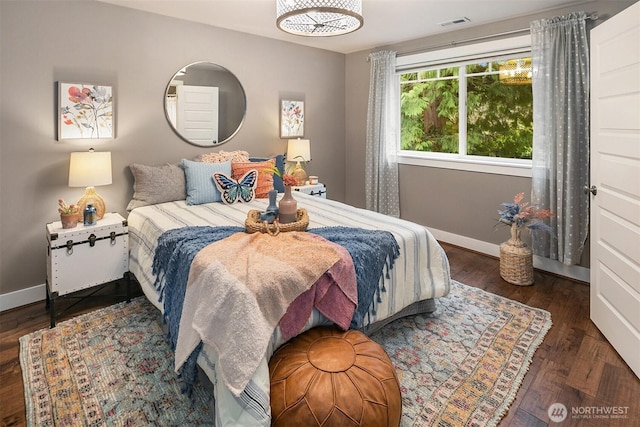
[245,209,309,236]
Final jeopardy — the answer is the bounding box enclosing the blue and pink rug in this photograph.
[20,281,551,426]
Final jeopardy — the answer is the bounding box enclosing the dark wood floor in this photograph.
[1,243,638,426]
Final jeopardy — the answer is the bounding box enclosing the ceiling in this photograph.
[98,0,583,54]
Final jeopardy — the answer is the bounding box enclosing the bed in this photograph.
[126,158,451,426]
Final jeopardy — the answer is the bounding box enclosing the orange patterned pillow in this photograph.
[232,160,275,198]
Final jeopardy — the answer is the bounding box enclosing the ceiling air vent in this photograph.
[439,17,471,27]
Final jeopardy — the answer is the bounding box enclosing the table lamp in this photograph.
[287,138,311,186]
[69,148,112,220]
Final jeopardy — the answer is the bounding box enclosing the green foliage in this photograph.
[400,61,533,159]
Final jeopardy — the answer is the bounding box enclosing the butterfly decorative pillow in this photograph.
[213,169,258,204]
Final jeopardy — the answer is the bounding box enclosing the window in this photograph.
[396,36,534,176]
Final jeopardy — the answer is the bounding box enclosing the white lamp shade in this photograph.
[68,151,112,187]
[287,139,311,162]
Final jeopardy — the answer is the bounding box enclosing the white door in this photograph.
[177,85,219,145]
[590,1,640,379]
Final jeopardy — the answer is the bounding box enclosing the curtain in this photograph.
[530,12,590,265]
[366,51,400,217]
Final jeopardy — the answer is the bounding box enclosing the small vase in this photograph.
[266,190,279,216]
[83,204,97,226]
[278,186,298,224]
[60,213,78,229]
[259,189,279,224]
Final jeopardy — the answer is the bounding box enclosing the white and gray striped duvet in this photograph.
[127,192,451,426]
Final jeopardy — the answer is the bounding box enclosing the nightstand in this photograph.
[293,183,326,198]
[46,212,129,327]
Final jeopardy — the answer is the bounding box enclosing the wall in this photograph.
[345,0,635,270]
[0,0,346,303]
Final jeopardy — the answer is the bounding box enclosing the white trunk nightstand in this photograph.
[45,212,129,327]
[292,183,326,198]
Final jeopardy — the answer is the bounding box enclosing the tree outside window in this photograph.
[400,56,533,160]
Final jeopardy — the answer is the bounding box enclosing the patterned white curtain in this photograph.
[366,51,400,217]
[530,12,590,265]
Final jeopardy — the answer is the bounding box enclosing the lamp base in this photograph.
[76,187,106,221]
[292,162,307,186]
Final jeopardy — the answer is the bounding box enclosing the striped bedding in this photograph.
[127,192,451,426]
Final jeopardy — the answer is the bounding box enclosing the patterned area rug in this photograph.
[370,281,552,426]
[19,298,214,426]
[20,281,551,426]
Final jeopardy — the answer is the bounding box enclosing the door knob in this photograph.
[583,185,597,195]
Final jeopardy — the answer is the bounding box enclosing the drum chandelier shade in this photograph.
[276,0,363,37]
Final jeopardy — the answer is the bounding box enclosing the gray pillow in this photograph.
[126,163,186,211]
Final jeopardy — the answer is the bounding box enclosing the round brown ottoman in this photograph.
[269,326,402,426]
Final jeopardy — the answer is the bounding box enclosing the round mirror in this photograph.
[165,62,246,146]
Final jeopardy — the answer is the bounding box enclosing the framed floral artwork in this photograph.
[280,99,304,138]
[58,82,114,140]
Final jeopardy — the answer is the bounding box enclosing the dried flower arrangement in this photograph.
[498,193,554,234]
[264,166,298,187]
[282,174,298,187]
[58,199,79,215]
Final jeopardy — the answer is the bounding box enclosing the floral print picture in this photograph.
[59,82,113,140]
[280,100,304,138]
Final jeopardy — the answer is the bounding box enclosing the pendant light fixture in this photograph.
[276,0,364,37]
[499,58,533,85]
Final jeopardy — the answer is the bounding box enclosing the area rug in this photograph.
[370,281,552,426]
[20,281,551,426]
[19,298,214,426]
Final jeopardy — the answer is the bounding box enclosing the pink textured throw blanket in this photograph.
[278,239,358,341]
[174,231,347,396]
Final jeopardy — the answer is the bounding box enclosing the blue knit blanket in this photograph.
[309,227,400,329]
[152,226,400,394]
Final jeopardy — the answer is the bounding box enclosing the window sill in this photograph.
[396,152,532,177]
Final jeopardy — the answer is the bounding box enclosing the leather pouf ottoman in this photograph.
[269,327,402,426]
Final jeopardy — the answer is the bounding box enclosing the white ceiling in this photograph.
[98,0,583,54]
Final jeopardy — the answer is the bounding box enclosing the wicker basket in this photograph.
[499,224,534,286]
[245,209,309,236]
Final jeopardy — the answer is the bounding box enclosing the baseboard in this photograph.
[428,228,590,283]
[0,283,46,312]
[532,256,590,283]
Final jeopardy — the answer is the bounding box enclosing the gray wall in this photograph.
[0,0,346,296]
[1,0,634,300]
[345,0,635,262]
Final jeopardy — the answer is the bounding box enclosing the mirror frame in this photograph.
[164,61,246,146]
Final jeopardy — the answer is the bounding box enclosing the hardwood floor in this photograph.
[1,243,638,426]
[442,243,639,427]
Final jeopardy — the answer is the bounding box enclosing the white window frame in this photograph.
[396,35,533,177]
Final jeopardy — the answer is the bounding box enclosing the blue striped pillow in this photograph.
[182,159,232,205]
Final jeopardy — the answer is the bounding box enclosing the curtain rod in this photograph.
[369,12,599,60]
